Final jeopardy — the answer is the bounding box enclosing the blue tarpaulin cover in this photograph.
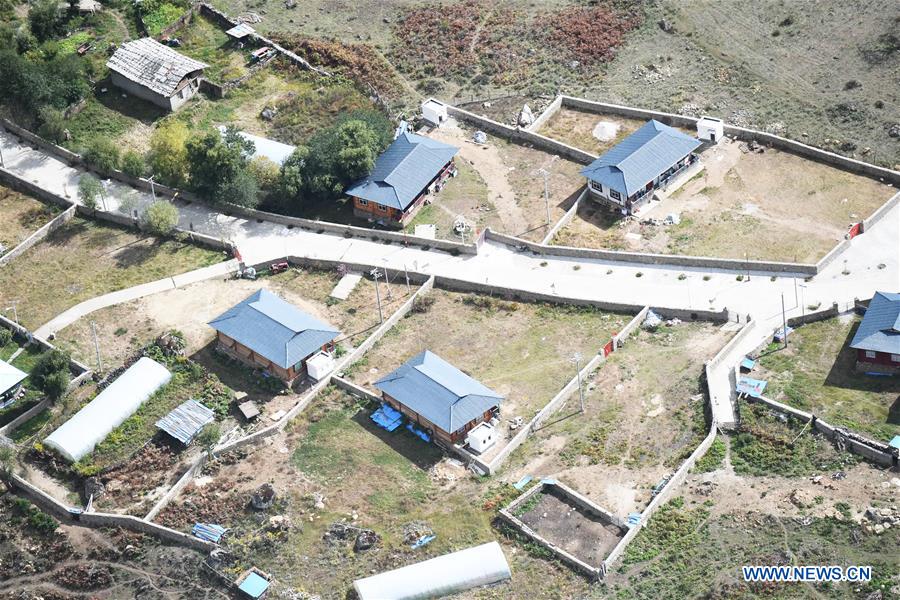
[889,436,900,450]
[238,572,270,599]
[740,357,756,372]
[513,475,533,490]
[410,534,436,549]
[406,422,431,442]
[736,376,767,398]
[371,403,404,432]
[192,523,227,543]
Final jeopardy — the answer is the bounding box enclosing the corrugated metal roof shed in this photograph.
[192,523,228,543]
[345,133,458,210]
[850,291,900,354]
[0,359,27,396]
[156,399,215,445]
[374,351,502,434]
[107,38,208,97]
[208,289,339,370]
[581,120,701,197]
[225,23,255,39]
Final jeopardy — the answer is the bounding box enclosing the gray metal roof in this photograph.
[217,126,296,165]
[374,351,502,434]
[156,399,215,445]
[208,289,339,370]
[581,120,701,197]
[345,133,458,210]
[106,38,208,98]
[225,23,255,39]
[0,359,27,395]
[850,291,900,354]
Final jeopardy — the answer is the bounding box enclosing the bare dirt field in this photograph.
[0,187,58,252]
[429,119,586,240]
[537,109,652,155]
[516,488,624,568]
[346,288,631,435]
[553,137,895,261]
[503,321,733,517]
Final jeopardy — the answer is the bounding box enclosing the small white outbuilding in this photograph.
[421,99,449,127]
[44,357,172,462]
[697,116,724,143]
[466,422,497,454]
[353,541,511,600]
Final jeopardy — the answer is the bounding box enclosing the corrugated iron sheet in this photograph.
[156,399,215,445]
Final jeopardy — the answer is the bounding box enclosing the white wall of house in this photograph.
[697,117,724,142]
[109,72,200,112]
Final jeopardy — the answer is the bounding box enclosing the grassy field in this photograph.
[0,187,58,251]
[504,322,732,516]
[0,218,224,330]
[755,316,899,441]
[177,14,249,83]
[347,288,631,421]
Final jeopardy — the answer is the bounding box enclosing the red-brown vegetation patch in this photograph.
[99,442,183,509]
[545,5,644,65]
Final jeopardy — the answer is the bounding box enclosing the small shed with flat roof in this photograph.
[156,399,215,445]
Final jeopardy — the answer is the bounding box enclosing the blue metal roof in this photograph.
[374,351,502,434]
[156,399,215,445]
[192,523,228,543]
[208,289,339,370]
[850,291,900,354]
[345,133,458,210]
[238,572,270,598]
[581,120,702,197]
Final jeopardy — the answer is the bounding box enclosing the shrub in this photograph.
[83,138,121,173]
[28,0,65,42]
[31,349,70,400]
[36,106,66,143]
[77,174,102,210]
[121,150,146,178]
[0,328,12,347]
[141,200,179,235]
[149,121,189,186]
[249,155,280,190]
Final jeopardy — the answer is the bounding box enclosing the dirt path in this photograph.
[429,120,530,235]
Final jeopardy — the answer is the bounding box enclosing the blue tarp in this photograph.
[513,475,533,490]
[736,376,767,398]
[740,357,756,372]
[410,534,436,549]
[371,403,404,432]
[774,326,793,343]
[627,512,642,527]
[192,523,227,543]
[238,572,270,599]
[406,422,431,443]
[889,436,900,450]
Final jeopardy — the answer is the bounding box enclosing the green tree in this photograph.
[78,173,101,210]
[148,121,189,187]
[196,422,220,459]
[31,349,70,401]
[277,145,310,207]
[220,169,259,208]
[248,156,280,191]
[28,0,65,42]
[121,150,145,178]
[142,200,179,235]
[83,138,120,172]
[186,127,257,206]
[36,106,66,143]
[0,445,14,487]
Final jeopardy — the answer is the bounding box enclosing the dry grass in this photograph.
[0,218,224,330]
[537,109,646,155]
[0,188,59,251]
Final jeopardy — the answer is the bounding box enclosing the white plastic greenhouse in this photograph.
[44,357,172,462]
[353,541,511,600]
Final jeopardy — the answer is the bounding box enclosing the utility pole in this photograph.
[781,293,788,348]
[90,321,103,373]
[371,268,384,324]
[537,168,551,227]
[744,252,750,281]
[99,180,109,212]
[799,284,807,316]
[403,263,411,294]
[572,352,584,413]
[147,174,157,202]
[381,261,394,301]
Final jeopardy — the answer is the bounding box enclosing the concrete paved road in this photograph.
[2,130,898,427]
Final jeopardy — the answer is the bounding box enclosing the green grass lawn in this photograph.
[0,218,224,330]
[142,3,187,36]
[178,14,248,82]
[756,316,899,441]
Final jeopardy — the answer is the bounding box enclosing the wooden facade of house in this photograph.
[855,348,900,375]
[351,159,457,227]
[381,391,497,446]
[216,331,333,384]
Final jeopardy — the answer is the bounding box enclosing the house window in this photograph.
[892,354,900,362]
[865,351,876,359]
[358,198,368,206]
[377,204,387,212]
[589,180,602,192]
[610,190,621,201]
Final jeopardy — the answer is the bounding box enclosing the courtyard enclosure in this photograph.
[44,357,172,462]
[352,541,511,600]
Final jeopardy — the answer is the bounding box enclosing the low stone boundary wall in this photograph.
[526,95,563,133]
[499,480,627,580]
[484,229,816,276]
[0,399,50,438]
[540,186,586,245]
[0,203,76,267]
[862,190,900,233]
[8,474,214,551]
[0,314,92,394]
[787,302,839,328]
[332,376,380,403]
[143,454,209,522]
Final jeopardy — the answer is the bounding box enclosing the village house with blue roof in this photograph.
[581,119,702,215]
[208,289,340,385]
[346,131,459,227]
[850,291,900,375]
[374,350,503,446]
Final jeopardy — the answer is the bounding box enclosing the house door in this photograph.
[710,132,716,142]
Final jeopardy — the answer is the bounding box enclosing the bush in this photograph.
[0,328,12,347]
[149,121,189,186]
[121,151,146,178]
[36,106,66,144]
[31,349,70,400]
[248,156,280,190]
[142,200,179,235]
[78,173,102,210]
[28,0,65,42]
[83,138,121,172]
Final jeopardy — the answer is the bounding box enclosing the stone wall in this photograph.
[0,314,92,393]
[862,190,900,233]
[787,302,839,327]
[0,399,50,438]
[526,95,563,133]
[541,186,585,245]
